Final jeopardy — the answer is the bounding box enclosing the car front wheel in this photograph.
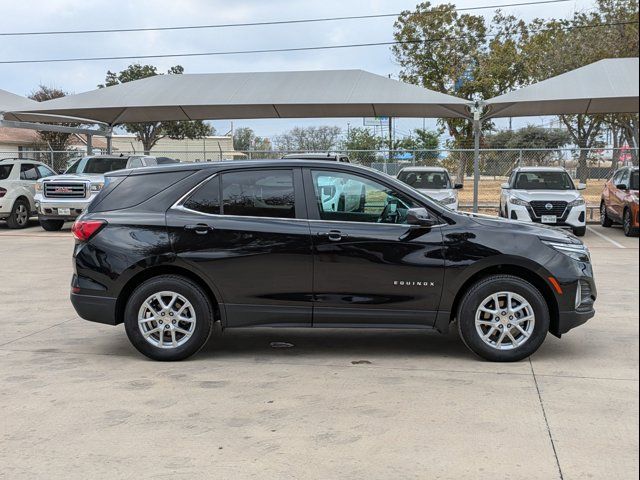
[39,219,65,231]
[457,275,549,362]
[124,275,214,361]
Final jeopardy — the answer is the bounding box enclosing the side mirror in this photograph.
[577,183,587,191]
[454,183,464,190]
[57,169,66,174]
[501,182,510,190]
[406,208,437,227]
[616,183,628,191]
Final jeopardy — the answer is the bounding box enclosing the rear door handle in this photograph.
[184,224,213,235]
[318,230,348,242]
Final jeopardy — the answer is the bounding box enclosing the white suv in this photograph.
[0,158,56,228]
[396,166,462,209]
[500,167,587,236]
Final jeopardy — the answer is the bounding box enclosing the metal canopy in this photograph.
[0,88,38,112]
[485,58,640,119]
[5,70,472,124]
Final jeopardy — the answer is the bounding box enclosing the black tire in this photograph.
[623,208,639,237]
[457,275,550,362]
[572,226,586,237]
[600,202,613,227]
[124,275,214,361]
[39,219,65,231]
[6,199,30,229]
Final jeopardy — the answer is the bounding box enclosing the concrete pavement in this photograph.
[0,222,637,479]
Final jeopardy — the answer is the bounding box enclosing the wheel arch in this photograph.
[447,263,560,336]
[115,265,224,326]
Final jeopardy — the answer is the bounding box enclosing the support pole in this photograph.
[86,134,93,155]
[473,111,482,214]
[106,127,113,154]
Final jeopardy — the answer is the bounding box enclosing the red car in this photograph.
[600,166,639,236]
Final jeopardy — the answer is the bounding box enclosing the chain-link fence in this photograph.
[3,147,637,215]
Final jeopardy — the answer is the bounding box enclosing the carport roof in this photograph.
[4,70,472,124]
[484,58,640,118]
[0,88,37,113]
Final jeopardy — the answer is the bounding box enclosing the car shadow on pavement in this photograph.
[195,328,474,362]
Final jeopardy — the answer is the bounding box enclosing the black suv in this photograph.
[70,160,596,362]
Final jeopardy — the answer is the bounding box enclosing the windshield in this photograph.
[74,157,129,174]
[398,170,451,189]
[0,164,13,180]
[631,170,639,190]
[513,171,575,190]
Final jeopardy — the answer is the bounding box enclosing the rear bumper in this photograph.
[70,292,118,325]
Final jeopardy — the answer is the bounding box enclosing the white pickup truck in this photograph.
[34,155,171,231]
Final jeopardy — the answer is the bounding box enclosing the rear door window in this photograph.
[183,176,221,215]
[20,163,38,180]
[222,170,296,218]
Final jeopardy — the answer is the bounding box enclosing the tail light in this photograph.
[0,188,6,198]
[72,219,106,242]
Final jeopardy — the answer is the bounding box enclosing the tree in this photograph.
[233,127,272,152]
[392,3,529,182]
[485,126,572,150]
[28,85,76,151]
[273,126,342,151]
[522,0,639,180]
[100,64,213,154]
[341,127,381,163]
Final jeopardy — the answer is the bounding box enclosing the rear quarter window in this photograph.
[0,164,13,180]
[89,171,193,212]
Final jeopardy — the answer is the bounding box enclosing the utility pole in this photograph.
[471,99,485,214]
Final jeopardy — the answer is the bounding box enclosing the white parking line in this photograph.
[587,226,626,249]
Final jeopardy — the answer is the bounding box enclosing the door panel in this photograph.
[166,168,313,327]
[305,168,445,327]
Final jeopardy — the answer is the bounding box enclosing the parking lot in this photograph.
[0,223,637,479]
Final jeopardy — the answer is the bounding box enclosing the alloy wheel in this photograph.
[475,291,536,351]
[624,210,631,235]
[138,291,196,349]
[15,203,28,226]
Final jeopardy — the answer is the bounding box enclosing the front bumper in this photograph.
[35,196,94,220]
[509,203,586,228]
[556,308,595,335]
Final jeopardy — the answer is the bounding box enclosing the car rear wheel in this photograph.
[600,202,613,227]
[457,275,549,362]
[39,218,65,231]
[623,208,639,237]
[124,275,214,361]
[6,199,30,229]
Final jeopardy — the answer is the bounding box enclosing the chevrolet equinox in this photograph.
[70,160,596,362]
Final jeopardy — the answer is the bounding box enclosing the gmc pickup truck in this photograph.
[35,155,169,231]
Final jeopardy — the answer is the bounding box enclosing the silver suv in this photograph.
[35,155,165,231]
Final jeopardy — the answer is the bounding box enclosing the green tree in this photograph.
[485,126,572,150]
[392,3,528,182]
[522,0,639,180]
[100,64,213,154]
[342,127,381,163]
[29,85,75,151]
[233,127,272,153]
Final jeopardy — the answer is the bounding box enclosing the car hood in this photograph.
[465,212,582,244]
[508,189,582,202]
[39,174,104,183]
[415,188,456,201]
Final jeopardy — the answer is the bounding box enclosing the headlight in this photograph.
[509,196,529,206]
[90,183,104,192]
[568,198,585,207]
[440,196,457,205]
[35,183,43,192]
[542,240,590,262]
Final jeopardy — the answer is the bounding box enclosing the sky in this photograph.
[0,0,596,141]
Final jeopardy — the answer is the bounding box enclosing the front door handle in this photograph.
[318,230,348,242]
[184,224,213,235]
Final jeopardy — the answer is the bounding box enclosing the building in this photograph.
[110,135,246,162]
[0,126,107,157]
